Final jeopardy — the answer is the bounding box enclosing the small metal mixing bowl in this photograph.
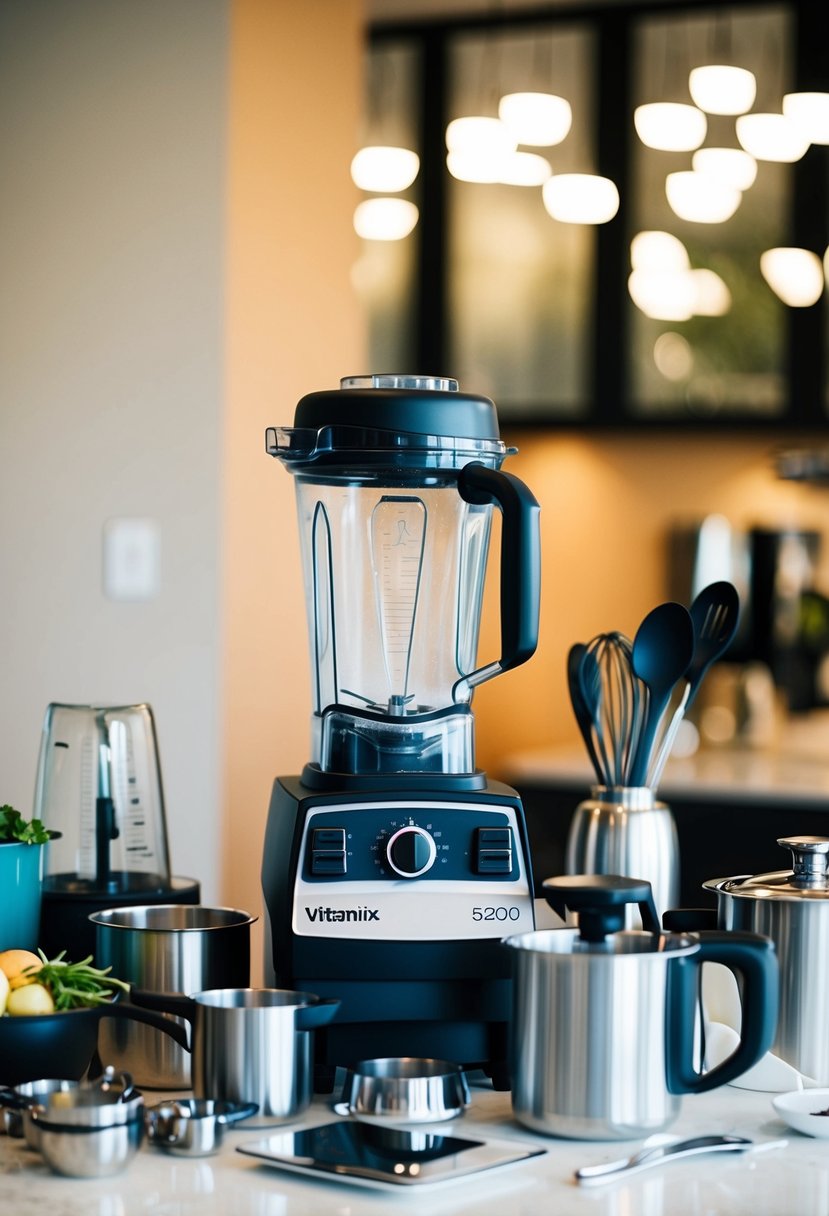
[29,1112,144,1178]
[337,1057,470,1123]
[145,1098,259,1156]
[0,1079,80,1142]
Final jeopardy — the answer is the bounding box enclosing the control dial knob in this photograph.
[386,826,437,878]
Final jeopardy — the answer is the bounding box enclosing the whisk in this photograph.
[571,632,646,788]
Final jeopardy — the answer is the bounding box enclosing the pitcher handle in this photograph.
[295,998,340,1031]
[666,930,778,1095]
[454,463,541,700]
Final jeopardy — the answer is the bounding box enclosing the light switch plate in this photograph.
[102,517,161,601]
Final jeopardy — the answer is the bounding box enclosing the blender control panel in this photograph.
[291,799,535,941]
[303,806,517,882]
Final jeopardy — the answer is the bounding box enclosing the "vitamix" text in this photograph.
[304,906,380,923]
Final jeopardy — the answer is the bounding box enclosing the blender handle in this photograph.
[666,930,779,1095]
[455,463,541,696]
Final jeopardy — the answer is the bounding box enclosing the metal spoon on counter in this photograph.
[628,601,695,787]
[574,1133,786,1185]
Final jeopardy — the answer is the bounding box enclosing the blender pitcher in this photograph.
[34,703,199,959]
[266,374,541,776]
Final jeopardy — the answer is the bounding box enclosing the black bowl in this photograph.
[0,996,188,1086]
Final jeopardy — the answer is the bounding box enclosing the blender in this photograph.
[34,702,200,960]
[261,374,541,1088]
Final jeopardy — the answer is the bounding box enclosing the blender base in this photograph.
[262,773,535,1090]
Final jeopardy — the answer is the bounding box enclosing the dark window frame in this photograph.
[368,0,828,431]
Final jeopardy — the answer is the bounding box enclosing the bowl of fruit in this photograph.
[0,948,188,1085]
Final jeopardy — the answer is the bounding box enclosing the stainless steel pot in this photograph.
[504,875,778,1140]
[91,904,256,1088]
[704,835,829,1085]
[132,987,340,1127]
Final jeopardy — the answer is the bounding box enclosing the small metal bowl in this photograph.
[30,1112,144,1178]
[145,1098,259,1156]
[0,1079,80,1142]
[337,1057,470,1123]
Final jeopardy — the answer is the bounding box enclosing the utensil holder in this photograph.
[565,786,680,925]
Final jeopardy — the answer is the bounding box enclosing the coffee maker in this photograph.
[261,375,541,1088]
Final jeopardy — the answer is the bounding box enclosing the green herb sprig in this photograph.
[0,804,58,845]
[23,950,131,1011]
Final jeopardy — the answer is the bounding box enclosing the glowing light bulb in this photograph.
[498,92,572,146]
[350,147,420,193]
[692,147,757,191]
[445,116,515,155]
[666,171,741,223]
[688,65,756,115]
[542,174,619,224]
[736,113,810,162]
[783,92,829,145]
[628,269,695,320]
[634,103,707,152]
[630,231,690,272]
[497,151,552,186]
[353,198,419,241]
[760,248,824,306]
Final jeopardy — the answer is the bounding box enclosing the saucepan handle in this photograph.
[295,998,341,1031]
[125,988,195,1050]
[0,1086,30,1110]
[666,930,778,1095]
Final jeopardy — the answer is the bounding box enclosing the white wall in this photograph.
[0,0,228,898]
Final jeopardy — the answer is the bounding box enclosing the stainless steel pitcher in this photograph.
[504,876,778,1140]
[132,988,340,1127]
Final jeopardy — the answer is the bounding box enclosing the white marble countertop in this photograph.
[2,1081,827,1216]
[503,739,829,806]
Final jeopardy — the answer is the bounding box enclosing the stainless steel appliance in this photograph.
[33,703,199,959]
[505,875,778,1140]
[704,835,829,1086]
[260,374,541,1088]
[91,904,256,1089]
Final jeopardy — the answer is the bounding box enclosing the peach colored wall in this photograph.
[222,0,366,975]
[475,429,829,776]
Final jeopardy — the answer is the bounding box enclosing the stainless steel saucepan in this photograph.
[703,836,829,1085]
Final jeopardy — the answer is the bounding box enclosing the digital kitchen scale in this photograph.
[237,1120,546,1190]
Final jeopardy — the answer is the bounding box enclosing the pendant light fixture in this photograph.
[497,151,552,187]
[689,268,731,315]
[542,174,619,224]
[350,147,420,193]
[629,232,731,319]
[630,230,690,273]
[735,113,810,162]
[634,102,707,152]
[666,171,742,223]
[353,198,419,242]
[692,147,757,192]
[498,92,572,146]
[445,115,516,183]
[760,248,825,307]
[628,268,695,321]
[782,92,829,145]
[688,65,756,115]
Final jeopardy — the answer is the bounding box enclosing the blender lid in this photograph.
[266,374,512,467]
[709,836,829,901]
